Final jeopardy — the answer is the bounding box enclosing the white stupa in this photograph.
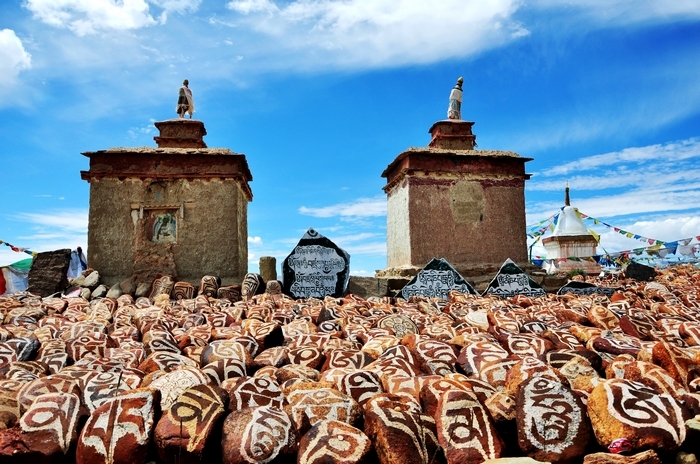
[552,205,590,236]
[542,185,601,274]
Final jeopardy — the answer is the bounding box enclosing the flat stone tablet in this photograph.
[400,257,477,300]
[282,228,351,299]
[483,259,545,298]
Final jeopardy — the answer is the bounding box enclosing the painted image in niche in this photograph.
[150,212,177,243]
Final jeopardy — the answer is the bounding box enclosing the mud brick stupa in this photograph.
[379,77,533,280]
[81,119,252,286]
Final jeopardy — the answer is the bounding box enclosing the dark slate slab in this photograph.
[400,258,477,300]
[483,258,546,298]
[624,261,657,282]
[282,228,350,299]
[557,281,616,297]
[27,249,71,297]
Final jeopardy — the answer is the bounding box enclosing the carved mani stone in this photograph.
[436,389,504,464]
[516,376,591,463]
[587,378,687,453]
[202,358,247,385]
[364,394,433,464]
[222,376,285,411]
[198,275,220,298]
[201,340,253,371]
[148,366,210,410]
[221,406,299,464]
[298,419,372,464]
[285,387,361,434]
[149,275,175,299]
[76,388,160,464]
[155,384,228,464]
[288,345,325,370]
[338,370,384,408]
[217,285,242,302]
[173,281,195,300]
[19,391,85,460]
[241,273,265,301]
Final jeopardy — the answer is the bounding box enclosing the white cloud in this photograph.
[539,138,700,177]
[0,29,31,81]
[15,209,89,234]
[527,138,700,221]
[223,0,528,69]
[23,0,201,35]
[299,197,386,218]
[342,241,387,256]
[248,236,262,245]
[228,0,278,15]
[0,209,89,266]
[24,0,156,35]
[350,269,371,276]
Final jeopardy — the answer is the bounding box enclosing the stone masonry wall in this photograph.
[87,177,248,286]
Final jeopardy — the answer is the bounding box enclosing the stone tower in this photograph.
[81,119,252,286]
[381,119,532,276]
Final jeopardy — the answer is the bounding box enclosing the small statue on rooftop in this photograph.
[176,79,195,119]
[447,77,463,120]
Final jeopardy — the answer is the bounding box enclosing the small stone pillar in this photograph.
[259,256,277,282]
[381,120,532,275]
[81,119,253,286]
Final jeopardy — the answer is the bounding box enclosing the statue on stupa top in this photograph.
[447,77,463,120]
[176,79,195,119]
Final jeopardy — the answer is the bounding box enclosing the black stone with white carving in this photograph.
[557,281,616,297]
[400,258,477,300]
[483,259,545,298]
[282,228,350,299]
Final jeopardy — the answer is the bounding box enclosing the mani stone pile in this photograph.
[1,266,700,464]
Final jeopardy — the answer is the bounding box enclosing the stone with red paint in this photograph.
[76,388,160,464]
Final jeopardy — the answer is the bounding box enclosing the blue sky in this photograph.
[1,0,699,276]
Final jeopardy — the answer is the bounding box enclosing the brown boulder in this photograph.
[338,370,383,408]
